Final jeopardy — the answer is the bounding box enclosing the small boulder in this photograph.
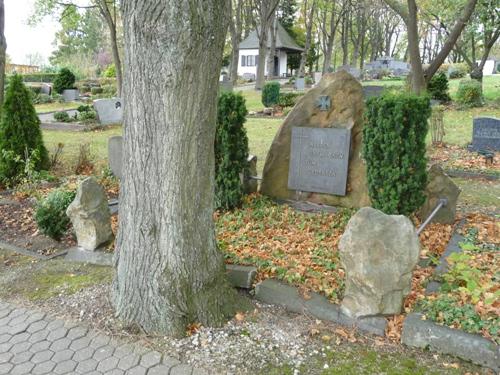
[66,177,113,251]
[339,207,420,317]
[418,164,460,224]
[242,155,258,194]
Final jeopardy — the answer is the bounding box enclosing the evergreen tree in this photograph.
[0,74,49,181]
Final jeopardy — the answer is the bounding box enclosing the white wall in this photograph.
[237,48,289,77]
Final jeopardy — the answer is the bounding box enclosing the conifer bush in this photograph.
[35,188,76,240]
[53,68,76,94]
[456,79,483,108]
[427,72,451,102]
[215,92,249,211]
[0,75,49,183]
[262,81,280,107]
[363,93,431,216]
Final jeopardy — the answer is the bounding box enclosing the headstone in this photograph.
[469,117,500,151]
[219,81,233,92]
[339,207,420,317]
[108,136,123,179]
[294,77,305,91]
[66,177,114,251]
[313,72,322,85]
[418,164,460,224]
[62,89,79,102]
[41,84,51,95]
[337,65,361,80]
[242,155,258,194]
[288,127,350,195]
[93,98,123,125]
[261,70,370,208]
[362,85,385,99]
[242,73,255,81]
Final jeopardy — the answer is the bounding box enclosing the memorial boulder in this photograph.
[261,71,370,208]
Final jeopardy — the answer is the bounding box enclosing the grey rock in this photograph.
[108,136,123,179]
[294,77,305,90]
[62,89,79,102]
[93,98,123,125]
[226,264,257,289]
[242,155,258,194]
[255,279,386,336]
[418,164,460,224]
[66,177,114,251]
[339,207,420,317]
[402,313,499,372]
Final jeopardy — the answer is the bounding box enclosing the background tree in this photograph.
[298,0,317,76]
[253,0,280,89]
[229,0,245,82]
[0,75,49,182]
[384,0,478,93]
[0,0,6,107]
[113,0,236,336]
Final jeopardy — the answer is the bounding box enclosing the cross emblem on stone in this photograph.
[316,95,331,111]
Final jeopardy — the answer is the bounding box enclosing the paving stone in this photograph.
[31,360,56,375]
[75,358,98,373]
[0,351,13,363]
[31,349,54,364]
[10,361,35,375]
[0,302,197,375]
[53,359,77,374]
[96,356,120,372]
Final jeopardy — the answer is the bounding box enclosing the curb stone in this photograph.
[402,313,499,372]
[255,279,387,336]
[225,265,257,289]
[0,240,67,260]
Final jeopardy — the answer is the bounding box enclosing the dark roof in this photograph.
[239,23,303,52]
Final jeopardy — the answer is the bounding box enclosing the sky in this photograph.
[5,0,59,65]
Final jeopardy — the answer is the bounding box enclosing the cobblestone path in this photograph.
[0,302,204,375]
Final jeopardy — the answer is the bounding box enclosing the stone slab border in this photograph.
[402,313,499,372]
[445,169,499,181]
[0,240,67,260]
[254,279,387,336]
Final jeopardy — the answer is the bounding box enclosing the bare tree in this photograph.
[253,0,280,89]
[384,0,478,93]
[229,0,244,82]
[298,0,317,76]
[113,0,236,336]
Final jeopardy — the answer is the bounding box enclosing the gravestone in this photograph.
[94,98,123,125]
[295,77,305,91]
[362,85,385,99]
[219,81,233,92]
[41,83,51,95]
[288,127,350,195]
[62,89,79,102]
[469,117,500,151]
[313,72,322,86]
[108,136,123,179]
[337,65,361,80]
[261,70,370,208]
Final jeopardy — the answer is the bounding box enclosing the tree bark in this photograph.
[298,0,316,76]
[0,0,6,107]
[255,0,279,90]
[113,0,235,336]
[406,0,426,94]
[266,12,277,79]
[96,0,123,96]
[229,0,243,82]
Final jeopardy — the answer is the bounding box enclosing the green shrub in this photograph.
[427,72,451,102]
[456,79,483,107]
[91,86,103,95]
[448,63,468,79]
[54,111,72,122]
[32,93,52,105]
[363,93,431,215]
[215,92,249,211]
[77,105,92,113]
[53,68,76,94]
[28,86,42,95]
[278,92,303,107]
[102,64,116,78]
[262,81,280,107]
[0,75,49,183]
[305,76,313,85]
[77,110,97,122]
[35,188,76,240]
[102,84,117,97]
[51,93,64,103]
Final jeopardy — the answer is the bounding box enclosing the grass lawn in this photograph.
[35,101,80,114]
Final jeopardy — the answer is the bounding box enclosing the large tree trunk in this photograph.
[0,0,6,107]
[266,13,277,79]
[406,0,425,94]
[298,0,316,76]
[113,0,235,336]
[96,0,123,96]
[255,0,279,90]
